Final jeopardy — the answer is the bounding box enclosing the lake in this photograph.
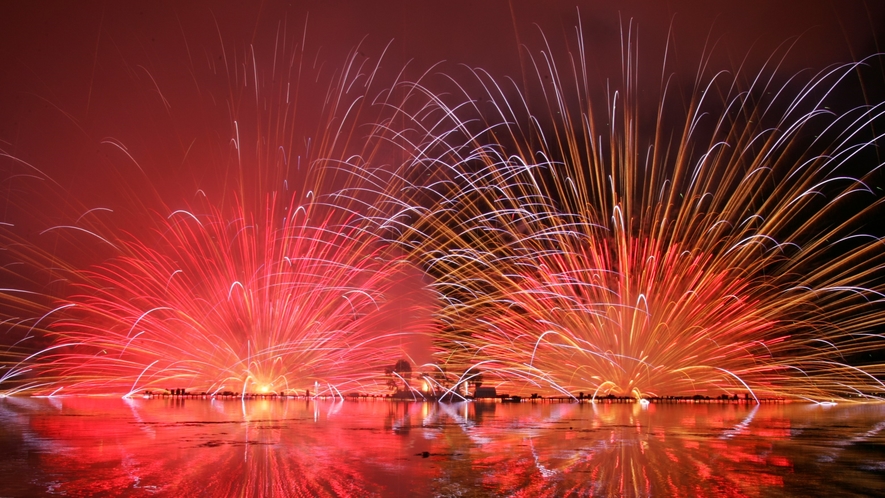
[0,397,883,496]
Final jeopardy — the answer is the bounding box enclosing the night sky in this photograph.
[2,1,882,207]
[1,1,884,364]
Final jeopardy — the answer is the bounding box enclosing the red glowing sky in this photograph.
[0,2,883,364]
[1,2,881,205]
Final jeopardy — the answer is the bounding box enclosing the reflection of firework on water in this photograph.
[5,398,883,495]
[0,25,435,397]
[426,402,801,497]
[365,25,885,400]
[4,398,439,496]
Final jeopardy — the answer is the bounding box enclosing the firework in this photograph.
[0,23,435,397]
[34,196,433,396]
[367,22,885,401]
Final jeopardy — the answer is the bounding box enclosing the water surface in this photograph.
[1,397,883,496]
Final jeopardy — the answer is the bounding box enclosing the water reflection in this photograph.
[0,397,883,496]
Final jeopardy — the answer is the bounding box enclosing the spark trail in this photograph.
[355,22,885,401]
[0,23,435,397]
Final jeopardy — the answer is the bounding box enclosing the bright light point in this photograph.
[422,381,429,392]
[259,385,271,394]
[639,399,650,406]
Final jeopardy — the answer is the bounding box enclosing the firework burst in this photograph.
[365,21,885,401]
[32,195,432,397]
[0,22,435,397]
